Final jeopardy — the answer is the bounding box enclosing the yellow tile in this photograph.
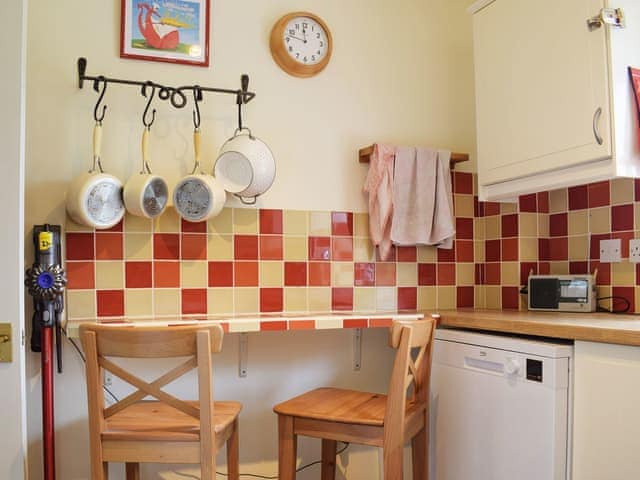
[485,216,500,240]
[354,213,369,237]
[181,261,207,288]
[417,245,437,263]
[283,210,308,235]
[233,208,258,234]
[354,287,376,311]
[65,214,92,232]
[234,288,259,314]
[308,287,330,311]
[474,218,486,241]
[549,189,567,213]
[66,290,95,318]
[397,263,417,287]
[454,195,474,218]
[474,286,486,308]
[635,287,640,314]
[589,207,610,234]
[207,234,233,260]
[597,286,611,311]
[284,288,307,312]
[154,289,180,316]
[501,262,519,286]
[568,211,588,236]
[417,287,437,310]
[260,261,283,287]
[308,211,331,235]
[124,289,152,316]
[519,213,538,237]
[569,236,588,261]
[208,208,233,235]
[485,286,501,309]
[635,205,640,232]
[437,286,456,310]
[207,288,234,314]
[456,263,474,286]
[610,178,634,205]
[124,213,152,233]
[125,234,152,260]
[375,287,397,311]
[612,262,635,285]
[154,207,180,232]
[501,202,517,214]
[284,237,308,261]
[332,262,354,287]
[538,215,549,238]
[519,238,538,261]
[354,238,376,262]
[550,262,569,275]
[95,262,123,289]
[474,241,485,263]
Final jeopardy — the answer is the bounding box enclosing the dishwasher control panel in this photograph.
[526,358,544,382]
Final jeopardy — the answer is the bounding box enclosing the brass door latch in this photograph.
[0,324,12,363]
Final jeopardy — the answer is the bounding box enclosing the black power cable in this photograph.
[596,296,631,314]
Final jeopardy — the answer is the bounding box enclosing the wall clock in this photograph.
[270,12,332,78]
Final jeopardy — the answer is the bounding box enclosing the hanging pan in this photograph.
[123,83,169,218]
[173,88,227,222]
[66,78,125,229]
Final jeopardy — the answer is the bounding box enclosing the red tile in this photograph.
[636,179,640,202]
[97,290,124,317]
[154,233,180,260]
[456,240,474,262]
[102,219,124,232]
[437,264,456,285]
[181,218,206,233]
[260,320,287,331]
[519,194,537,213]
[456,286,474,308]
[485,239,501,262]
[636,264,640,285]
[549,237,569,261]
[397,246,417,262]
[398,287,417,310]
[611,204,634,232]
[437,244,456,263]
[568,185,588,210]
[456,218,474,240]
[501,214,518,238]
[474,197,483,217]
[612,286,635,313]
[66,233,94,260]
[485,263,501,285]
[475,264,484,284]
[590,233,611,260]
[309,262,331,286]
[484,202,501,216]
[181,234,206,260]
[376,245,397,262]
[354,263,375,286]
[289,320,315,330]
[370,318,393,328]
[418,263,436,286]
[66,261,94,289]
[331,237,353,261]
[125,261,152,288]
[234,262,259,287]
[538,238,550,261]
[537,192,550,213]
[208,261,233,287]
[260,235,283,260]
[308,236,331,261]
[454,172,473,194]
[234,235,259,260]
[260,288,283,313]
[344,318,368,328]
[569,261,589,275]
[591,261,610,285]
[501,287,520,310]
[154,261,180,288]
[284,262,307,286]
[612,231,634,258]
[549,213,568,237]
[259,209,283,235]
[588,181,610,208]
[96,233,123,260]
[331,212,353,236]
[538,262,551,274]
[181,289,207,314]
[376,263,396,286]
[332,288,353,311]
[520,262,537,286]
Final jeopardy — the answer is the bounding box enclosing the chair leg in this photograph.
[321,439,337,480]
[383,445,403,480]
[226,419,240,480]
[278,415,297,480]
[125,463,140,480]
[412,426,428,480]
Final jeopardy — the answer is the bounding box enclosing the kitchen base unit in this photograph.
[429,328,573,480]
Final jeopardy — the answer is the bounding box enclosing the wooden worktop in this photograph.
[435,309,640,346]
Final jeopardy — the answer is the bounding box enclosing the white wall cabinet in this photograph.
[469,0,640,201]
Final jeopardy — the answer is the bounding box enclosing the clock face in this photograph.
[283,16,328,66]
[86,181,124,226]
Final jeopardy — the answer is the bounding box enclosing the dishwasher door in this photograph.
[429,330,571,480]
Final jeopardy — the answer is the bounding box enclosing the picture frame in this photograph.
[120,0,210,67]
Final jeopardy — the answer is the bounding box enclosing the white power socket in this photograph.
[630,239,640,263]
[600,239,622,263]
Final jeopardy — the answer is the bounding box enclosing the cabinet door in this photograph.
[473,0,612,187]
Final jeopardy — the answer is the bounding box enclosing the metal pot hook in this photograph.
[141,81,157,129]
[92,76,108,124]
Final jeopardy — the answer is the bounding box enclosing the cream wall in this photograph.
[25,0,476,478]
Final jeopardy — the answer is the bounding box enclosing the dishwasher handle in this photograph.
[464,356,505,375]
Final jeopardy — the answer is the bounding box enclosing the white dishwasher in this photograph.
[429,328,573,480]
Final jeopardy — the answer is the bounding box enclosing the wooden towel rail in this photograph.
[358,145,469,169]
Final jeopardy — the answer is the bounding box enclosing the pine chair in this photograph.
[80,324,241,480]
[273,318,436,480]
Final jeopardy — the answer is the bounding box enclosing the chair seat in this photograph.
[103,400,242,442]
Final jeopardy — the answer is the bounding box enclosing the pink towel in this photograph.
[390,147,455,248]
[363,143,395,260]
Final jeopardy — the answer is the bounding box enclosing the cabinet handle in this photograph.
[593,107,603,145]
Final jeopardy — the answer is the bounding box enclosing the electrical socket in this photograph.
[630,239,640,263]
[600,239,622,263]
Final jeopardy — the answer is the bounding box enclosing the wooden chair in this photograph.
[273,318,436,480]
[80,324,241,480]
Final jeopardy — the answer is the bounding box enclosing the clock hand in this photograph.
[288,34,305,42]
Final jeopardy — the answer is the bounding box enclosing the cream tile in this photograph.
[568,210,589,236]
[597,286,612,311]
[66,290,96,318]
[454,195,474,218]
[65,215,92,232]
[519,238,538,261]
[154,289,180,316]
[635,205,640,233]
[519,213,538,237]
[485,286,501,309]
[473,218,486,241]
[549,189,568,213]
[234,288,259,314]
[417,287,437,310]
[154,207,180,232]
[284,288,307,312]
[437,286,456,310]
[612,262,635,285]
[589,207,610,234]
[124,289,153,316]
[124,213,152,233]
[308,211,331,235]
[95,262,123,289]
[207,288,234,314]
[260,262,283,287]
[354,213,369,237]
[474,285,486,309]
[283,210,308,235]
[485,216,500,240]
[284,237,308,261]
[354,288,376,311]
[125,234,152,260]
[568,236,588,261]
[397,263,417,287]
[181,261,207,288]
[456,263,474,286]
[550,262,568,275]
[376,287,397,311]
[208,208,233,235]
[501,202,517,214]
[474,241,485,263]
[610,178,634,205]
[538,214,549,238]
[417,245,437,263]
[354,238,376,262]
[207,234,233,260]
[500,262,519,286]
[332,262,354,287]
[233,208,258,234]
[635,287,640,314]
[308,287,330,311]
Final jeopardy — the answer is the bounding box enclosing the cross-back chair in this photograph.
[273,318,436,479]
[80,324,241,480]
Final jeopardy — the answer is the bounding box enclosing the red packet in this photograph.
[629,67,640,146]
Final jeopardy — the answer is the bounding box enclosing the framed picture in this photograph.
[120,0,210,67]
